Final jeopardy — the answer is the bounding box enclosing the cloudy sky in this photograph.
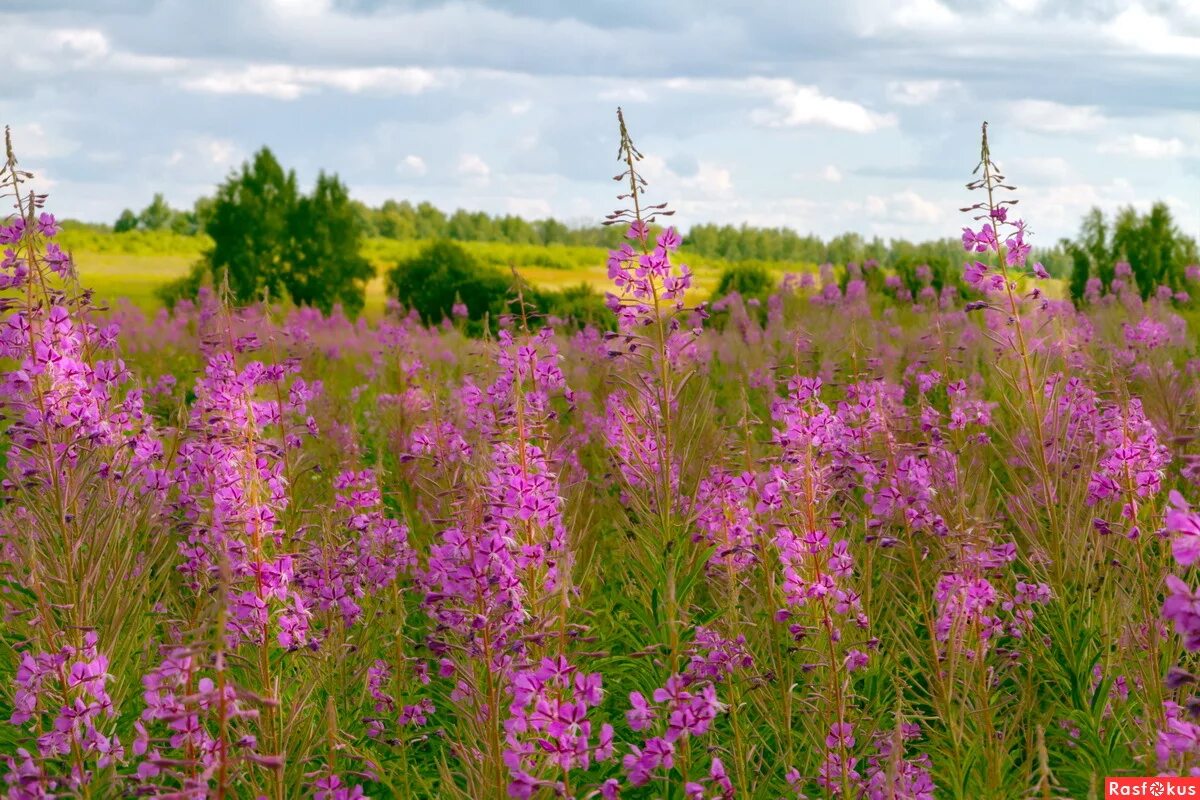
[4,0,1199,242]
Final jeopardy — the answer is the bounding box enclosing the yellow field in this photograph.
[73,238,797,315]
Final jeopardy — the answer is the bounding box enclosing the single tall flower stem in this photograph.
[3,163,72,650]
[1115,397,1166,751]
[799,441,851,799]
[633,202,684,679]
[216,563,232,800]
[721,548,750,794]
[977,126,1062,571]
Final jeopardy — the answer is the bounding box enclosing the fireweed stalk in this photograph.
[167,299,322,797]
[960,122,1067,572]
[483,308,610,799]
[422,299,611,799]
[1158,490,1200,774]
[600,109,727,793]
[602,109,701,670]
[0,129,173,798]
[689,468,759,791]
[758,376,869,797]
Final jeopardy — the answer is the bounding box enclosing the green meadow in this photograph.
[65,229,817,315]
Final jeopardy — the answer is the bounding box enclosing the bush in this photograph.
[536,282,613,328]
[387,241,612,332]
[387,240,510,326]
[714,263,774,300]
[156,261,210,309]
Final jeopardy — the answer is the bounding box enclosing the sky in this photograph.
[3,0,1199,243]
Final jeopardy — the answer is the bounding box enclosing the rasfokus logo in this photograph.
[1106,778,1200,797]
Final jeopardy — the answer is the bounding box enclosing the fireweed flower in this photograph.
[172,332,316,648]
[501,656,613,797]
[861,725,934,800]
[311,772,368,800]
[1164,494,1200,653]
[620,671,727,787]
[1085,397,1169,539]
[933,543,1050,661]
[1159,492,1200,773]
[295,469,415,637]
[131,646,281,796]
[0,133,173,798]
[3,633,121,796]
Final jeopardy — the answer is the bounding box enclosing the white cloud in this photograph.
[201,137,238,168]
[598,86,651,104]
[1098,134,1186,159]
[822,164,843,183]
[181,64,439,100]
[1104,4,1200,58]
[506,197,552,218]
[1008,99,1107,134]
[889,0,958,30]
[8,26,182,74]
[48,29,111,62]
[885,79,959,106]
[163,136,240,176]
[457,153,490,182]
[853,190,945,227]
[399,154,427,176]
[747,78,896,133]
[1020,178,1142,231]
[683,162,734,197]
[265,0,334,16]
[633,154,733,200]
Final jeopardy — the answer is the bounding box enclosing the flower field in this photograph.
[3,118,1200,800]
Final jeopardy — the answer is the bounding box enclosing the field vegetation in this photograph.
[2,115,1200,800]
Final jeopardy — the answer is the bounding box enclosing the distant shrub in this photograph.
[387,241,611,332]
[714,263,774,300]
[156,261,210,309]
[537,282,613,327]
[387,240,510,327]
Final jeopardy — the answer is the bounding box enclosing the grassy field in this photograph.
[73,236,817,314]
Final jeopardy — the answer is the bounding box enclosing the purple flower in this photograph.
[1167,491,1200,567]
[964,261,988,285]
[37,212,59,238]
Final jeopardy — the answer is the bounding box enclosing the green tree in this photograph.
[206,147,299,305]
[113,208,138,233]
[1065,242,1091,303]
[169,210,198,235]
[1112,202,1197,297]
[193,196,216,234]
[201,148,374,314]
[138,193,174,231]
[287,172,374,315]
[1065,203,1198,301]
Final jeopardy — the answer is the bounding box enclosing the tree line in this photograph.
[1063,204,1199,301]
[131,146,1195,317]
